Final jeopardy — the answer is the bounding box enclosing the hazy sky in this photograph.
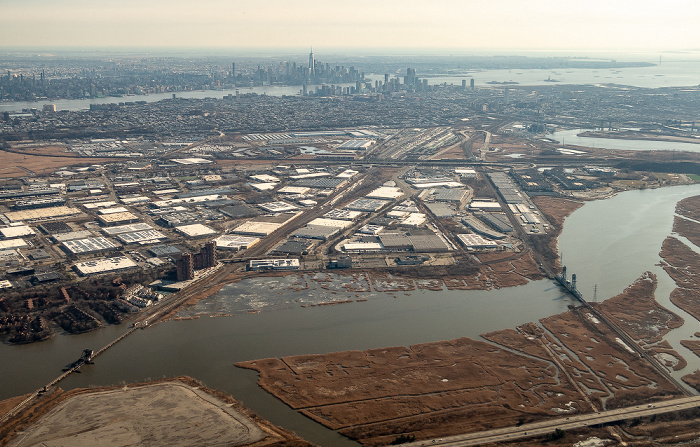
[1,0,698,52]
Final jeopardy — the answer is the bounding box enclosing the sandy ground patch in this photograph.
[6,380,281,447]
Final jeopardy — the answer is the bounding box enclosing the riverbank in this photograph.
[238,283,688,446]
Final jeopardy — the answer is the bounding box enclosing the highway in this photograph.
[404,396,700,446]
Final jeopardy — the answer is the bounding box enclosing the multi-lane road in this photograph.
[405,396,700,446]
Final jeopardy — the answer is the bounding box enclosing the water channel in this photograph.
[550,128,700,153]
[1,186,699,445]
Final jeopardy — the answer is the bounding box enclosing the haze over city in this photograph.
[2,0,699,53]
[2,1,700,446]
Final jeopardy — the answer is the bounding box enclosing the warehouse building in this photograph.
[248,259,300,270]
[62,237,120,255]
[102,222,154,236]
[258,202,298,213]
[4,206,81,223]
[38,221,73,234]
[98,212,140,226]
[213,234,260,251]
[292,225,340,240]
[116,230,168,245]
[345,198,389,212]
[457,234,499,250]
[175,224,218,239]
[232,221,282,236]
[0,225,36,239]
[73,256,139,276]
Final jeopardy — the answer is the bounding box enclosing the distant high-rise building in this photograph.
[462,79,467,89]
[470,78,475,90]
[309,48,315,79]
[231,62,235,78]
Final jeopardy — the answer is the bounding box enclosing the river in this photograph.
[0,184,699,445]
[550,128,700,153]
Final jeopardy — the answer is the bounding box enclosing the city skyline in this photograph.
[1,0,699,53]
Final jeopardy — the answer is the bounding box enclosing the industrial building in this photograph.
[213,234,260,251]
[475,212,513,233]
[336,139,374,150]
[62,237,120,255]
[232,221,282,236]
[73,256,139,276]
[271,240,314,256]
[175,224,218,238]
[457,234,499,250]
[116,230,168,245]
[53,230,93,243]
[323,209,363,221]
[0,225,36,239]
[38,221,73,234]
[102,222,154,236]
[367,186,404,200]
[307,218,352,229]
[147,244,181,258]
[345,198,389,212]
[292,225,340,240]
[248,259,300,270]
[98,212,140,226]
[3,206,81,223]
[258,202,298,213]
[425,202,455,218]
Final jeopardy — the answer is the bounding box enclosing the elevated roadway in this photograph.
[405,396,700,446]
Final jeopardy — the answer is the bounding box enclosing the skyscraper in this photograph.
[308,48,315,79]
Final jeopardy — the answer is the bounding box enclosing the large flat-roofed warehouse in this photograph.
[232,221,282,236]
[366,186,404,200]
[213,234,260,251]
[425,202,455,218]
[38,221,73,234]
[432,188,471,206]
[3,206,81,223]
[62,237,119,255]
[116,230,168,245]
[98,212,140,226]
[457,233,499,250]
[73,256,138,276]
[292,225,340,240]
[219,204,260,219]
[148,244,181,257]
[475,212,513,233]
[0,225,36,239]
[336,139,374,150]
[306,218,352,229]
[271,240,314,256]
[53,230,93,243]
[379,234,413,251]
[175,224,218,238]
[323,209,363,221]
[408,235,450,252]
[345,198,389,212]
[102,223,154,236]
[258,202,298,213]
[0,239,29,250]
